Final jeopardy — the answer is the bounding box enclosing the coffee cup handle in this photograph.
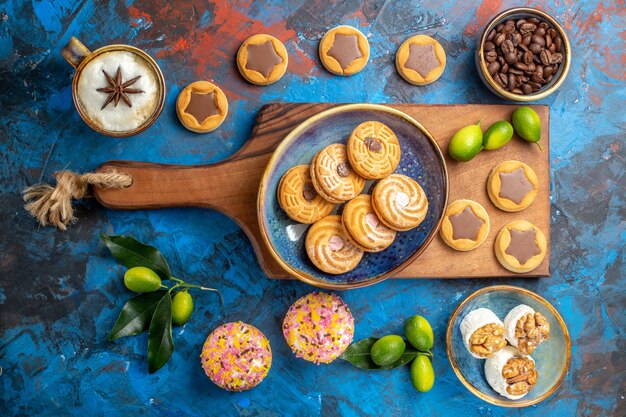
[62,37,91,69]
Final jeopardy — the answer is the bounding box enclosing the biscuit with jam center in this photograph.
[487,160,538,212]
[396,35,446,85]
[310,144,365,203]
[319,26,369,76]
[494,220,547,273]
[305,215,364,274]
[440,199,490,251]
[372,174,428,231]
[237,34,288,85]
[341,194,396,252]
[278,165,335,224]
[176,81,228,133]
[347,121,401,179]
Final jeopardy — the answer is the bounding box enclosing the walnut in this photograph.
[469,323,507,357]
[515,312,550,354]
[503,356,538,396]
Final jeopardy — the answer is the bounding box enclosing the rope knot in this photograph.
[23,170,132,230]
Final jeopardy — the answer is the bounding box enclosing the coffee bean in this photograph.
[547,28,557,39]
[488,29,496,41]
[529,81,542,91]
[527,62,536,73]
[540,50,551,66]
[543,66,554,78]
[552,52,563,64]
[496,23,504,31]
[512,88,524,94]
[546,74,554,83]
[531,35,546,47]
[502,39,515,54]
[529,43,542,54]
[501,63,509,74]
[505,52,518,64]
[522,35,532,46]
[527,17,539,24]
[554,37,562,52]
[498,73,508,86]
[485,50,498,62]
[494,73,504,87]
[509,68,524,75]
[522,84,533,94]
[520,22,537,31]
[538,22,549,29]
[523,50,534,65]
[514,62,529,71]
[488,61,500,75]
[548,43,556,53]
[536,27,546,36]
[495,33,506,46]
[546,35,552,48]
[508,74,516,90]
[484,41,495,51]
[507,33,519,47]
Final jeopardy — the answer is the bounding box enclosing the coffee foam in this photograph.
[76,50,159,132]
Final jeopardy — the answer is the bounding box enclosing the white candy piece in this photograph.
[460,308,504,359]
[484,346,535,400]
[76,50,160,132]
[503,304,535,348]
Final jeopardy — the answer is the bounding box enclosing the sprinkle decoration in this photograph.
[200,321,272,391]
[282,292,354,365]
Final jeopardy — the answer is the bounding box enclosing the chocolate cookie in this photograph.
[237,34,288,85]
[319,26,369,76]
[440,199,490,251]
[395,35,446,85]
[176,81,228,133]
[494,220,547,273]
[488,160,538,212]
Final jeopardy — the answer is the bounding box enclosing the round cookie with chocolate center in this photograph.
[237,34,288,85]
[176,81,228,133]
[319,25,369,76]
[310,144,365,203]
[341,194,396,252]
[305,215,364,274]
[371,174,429,231]
[440,199,490,251]
[395,35,446,85]
[278,165,335,224]
[488,160,538,212]
[347,121,401,179]
[495,220,547,273]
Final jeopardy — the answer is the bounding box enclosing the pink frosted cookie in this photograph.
[282,292,354,364]
[200,321,272,391]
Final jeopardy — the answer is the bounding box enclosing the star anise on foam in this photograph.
[96,66,144,110]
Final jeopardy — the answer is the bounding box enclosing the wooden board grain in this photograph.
[95,103,550,279]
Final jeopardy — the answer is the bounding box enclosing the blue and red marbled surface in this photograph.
[0,1,624,416]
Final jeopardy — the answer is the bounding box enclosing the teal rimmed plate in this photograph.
[447,285,571,407]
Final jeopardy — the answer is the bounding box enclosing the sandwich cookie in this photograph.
[347,120,401,180]
[310,144,365,203]
[305,215,364,274]
[341,194,396,252]
[372,174,428,231]
[278,165,335,224]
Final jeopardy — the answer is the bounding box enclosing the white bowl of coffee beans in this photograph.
[476,7,571,101]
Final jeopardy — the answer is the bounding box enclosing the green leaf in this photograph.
[108,290,168,341]
[100,234,172,280]
[339,337,427,370]
[147,292,174,374]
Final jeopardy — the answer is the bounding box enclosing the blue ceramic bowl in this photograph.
[447,285,571,407]
[258,104,448,289]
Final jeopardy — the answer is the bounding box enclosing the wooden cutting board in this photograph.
[95,103,550,279]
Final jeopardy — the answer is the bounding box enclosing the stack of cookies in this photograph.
[278,121,429,274]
